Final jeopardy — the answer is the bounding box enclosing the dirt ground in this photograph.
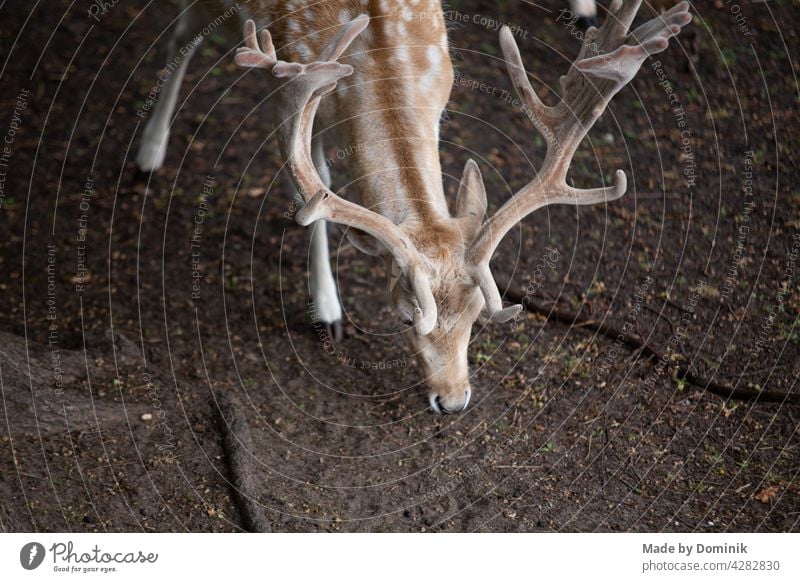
[0,0,798,533]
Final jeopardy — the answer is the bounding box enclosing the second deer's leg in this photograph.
[135,4,206,171]
[307,137,343,340]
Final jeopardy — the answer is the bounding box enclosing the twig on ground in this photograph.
[499,281,799,405]
[642,304,677,336]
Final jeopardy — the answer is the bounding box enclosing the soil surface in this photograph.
[0,0,798,532]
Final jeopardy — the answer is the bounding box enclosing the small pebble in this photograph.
[141,413,153,421]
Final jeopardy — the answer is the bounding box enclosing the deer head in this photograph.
[235,1,692,413]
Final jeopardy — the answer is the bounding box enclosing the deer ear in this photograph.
[455,159,487,238]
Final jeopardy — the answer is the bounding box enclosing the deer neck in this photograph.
[270,0,454,229]
[331,1,454,229]
[336,97,450,228]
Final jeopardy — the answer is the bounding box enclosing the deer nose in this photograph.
[429,388,471,415]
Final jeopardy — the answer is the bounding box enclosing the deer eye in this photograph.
[397,309,414,327]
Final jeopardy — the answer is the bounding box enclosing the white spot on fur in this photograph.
[295,41,312,61]
[395,46,410,64]
[420,46,442,92]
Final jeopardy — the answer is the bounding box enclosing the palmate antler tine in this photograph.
[318,13,369,62]
[234,16,439,335]
[235,19,276,68]
[469,1,692,278]
[575,5,691,84]
[628,1,692,45]
[498,27,557,141]
[264,17,365,202]
[235,17,365,201]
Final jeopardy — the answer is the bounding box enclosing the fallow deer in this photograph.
[137,0,691,413]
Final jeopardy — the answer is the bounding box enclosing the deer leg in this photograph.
[135,5,205,171]
[306,137,343,340]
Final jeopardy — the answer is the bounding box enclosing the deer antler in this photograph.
[235,16,367,202]
[468,0,692,315]
[235,16,437,335]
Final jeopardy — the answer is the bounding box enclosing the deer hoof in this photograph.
[135,131,169,172]
[313,320,344,343]
[325,321,344,343]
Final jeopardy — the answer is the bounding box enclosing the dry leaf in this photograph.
[754,485,779,504]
